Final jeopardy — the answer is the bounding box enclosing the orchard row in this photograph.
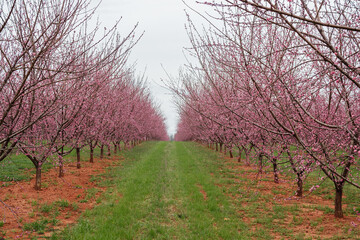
[0,0,168,190]
[173,0,360,218]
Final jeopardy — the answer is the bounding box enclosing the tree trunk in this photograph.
[245,151,250,166]
[59,147,64,178]
[35,166,42,190]
[220,143,223,152]
[107,145,111,156]
[229,150,233,158]
[100,145,104,159]
[295,176,303,197]
[334,186,344,218]
[59,157,64,178]
[273,160,279,184]
[114,143,117,154]
[90,147,94,163]
[237,147,242,163]
[76,147,81,169]
[59,164,64,178]
[216,143,218,152]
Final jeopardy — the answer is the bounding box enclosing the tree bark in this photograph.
[58,157,64,178]
[114,143,117,154]
[237,147,242,163]
[258,154,263,174]
[100,144,104,159]
[90,146,94,163]
[273,159,279,184]
[245,151,250,166]
[333,161,350,218]
[76,147,81,169]
[295,176,303,197]
[35,166,42,190]
[229,150,233,158]
[334,186,344,218]
[107,145,111,156]
[58,147,64,178]
[59,164,64,178]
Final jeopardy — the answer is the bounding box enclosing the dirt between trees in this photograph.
[220,157,360,239]
[196,184,208,201]
[0,157,121,240]
[1,153,359,239]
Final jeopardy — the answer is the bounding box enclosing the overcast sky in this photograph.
[92,0,209,136]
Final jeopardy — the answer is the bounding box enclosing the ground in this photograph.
[220,160,360,239]
[0,142,359,239]
[0,157,122,239]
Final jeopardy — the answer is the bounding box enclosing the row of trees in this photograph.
[173,0,359,218]
[0,0,168,190]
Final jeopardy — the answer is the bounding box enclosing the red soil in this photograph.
[221,157,360,239]
[0,157,122,240]
[197,184,208,201]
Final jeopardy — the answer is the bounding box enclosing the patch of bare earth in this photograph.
[217,156,360,239]
[196,184,207,201]
[0,157,123,239]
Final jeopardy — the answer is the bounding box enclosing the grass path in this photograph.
[59,141,248,239]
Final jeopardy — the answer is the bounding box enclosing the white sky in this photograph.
[93,0,210,136]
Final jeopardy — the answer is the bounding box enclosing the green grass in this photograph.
[57,141,249,239]
[2,141,359,239]
[0,154,37,181]
[209,146,360,239]
[21,198,81,237]
[0,144,116,182]
[40,203,53,213]
[54,199,70,209]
